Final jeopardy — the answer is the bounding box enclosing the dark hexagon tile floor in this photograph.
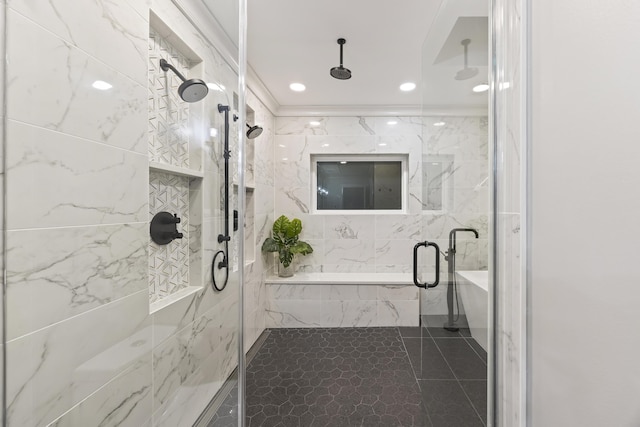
[208,326,487,427]
[246,328,429,427]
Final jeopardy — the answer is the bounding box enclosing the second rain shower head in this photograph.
[330,38,352,80]
[160,58,208,102]
[454,39,479,81]
[246,123,263,139]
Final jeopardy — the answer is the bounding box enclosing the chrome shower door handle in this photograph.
[412,241,441,288]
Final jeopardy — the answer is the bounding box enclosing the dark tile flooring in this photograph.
[208,322,487,427]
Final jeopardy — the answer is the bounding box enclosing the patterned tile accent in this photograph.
[149,171,190,303]
[148,28,190,168]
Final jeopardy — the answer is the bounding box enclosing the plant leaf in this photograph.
[279,249,294,267]
[272,215,289,235]
[285,218,302,238]
[291,241,313,256]
[261,237,279,253]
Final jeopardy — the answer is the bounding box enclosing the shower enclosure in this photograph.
[1,0,247,425]
[0,0,529,425]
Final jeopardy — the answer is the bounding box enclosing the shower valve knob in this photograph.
[150,211,184,245]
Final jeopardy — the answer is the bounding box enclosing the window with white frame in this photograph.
[311,154,408,213]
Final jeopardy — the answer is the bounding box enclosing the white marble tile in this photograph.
[375,214,422,239]
[377,300,419,326]
[324,300,378,327]
[5,121,148,229]
[7,11,147,153]
[375,264,412,274]
[266,300,324,328]
[378,285,419,301]
[274,186,310,214]
[153,348,234,427]
[306,135,376,154]
[6,291,151,427]
[49,354,152,427]
[275,135,308,162]
[370,116,423,136]
[324,239,375,265]
[322,284,377,301]
[152,298,237,409]
[321,263,376,273]
[267,284,323,300]
[324,215,375,239]
[374,239,417,267]
[8,0,148,86]
[420,287,449,315]
[6,223,147,340]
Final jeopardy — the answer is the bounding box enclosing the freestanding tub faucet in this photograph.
[444,228,479,331]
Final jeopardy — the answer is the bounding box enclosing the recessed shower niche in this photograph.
[148,14,205,309]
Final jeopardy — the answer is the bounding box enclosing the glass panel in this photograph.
[2,0,244,425]
[316,161,402,210]
[420,0,490,424]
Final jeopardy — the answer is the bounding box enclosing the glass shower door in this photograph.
[1,0,246,425]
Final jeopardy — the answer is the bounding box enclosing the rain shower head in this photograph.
[330,38,352,80]
[159,58,208,102]
[246,123,263,139]
[454,39,479,81]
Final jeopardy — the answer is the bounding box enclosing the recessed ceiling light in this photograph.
[92,80,112,90]
[309,121,321,126]
[433,121,446,127]
[399,82,416,92]
[207,82,225,91]
[387,120,398,125]
[289,83,306,92]
[473,83,489,93]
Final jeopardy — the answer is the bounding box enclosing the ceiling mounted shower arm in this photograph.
[338,38,345,67]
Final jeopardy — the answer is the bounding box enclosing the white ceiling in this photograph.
[202,0,489,115]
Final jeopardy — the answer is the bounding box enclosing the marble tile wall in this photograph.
[273,116,488,316]
[2,0,271,426]
[266,283,419,327]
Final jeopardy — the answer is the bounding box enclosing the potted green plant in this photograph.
[262,215,313,277]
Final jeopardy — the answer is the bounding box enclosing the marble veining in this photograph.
[6,223,148,340]
[7,10,147,154]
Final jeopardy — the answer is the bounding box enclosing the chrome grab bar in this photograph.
[412,241,440,288]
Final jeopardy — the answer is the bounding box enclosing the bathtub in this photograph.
[456,270,488,352]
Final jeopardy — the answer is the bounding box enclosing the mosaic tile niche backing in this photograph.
[148,27,190,168]
[149,171,190,303]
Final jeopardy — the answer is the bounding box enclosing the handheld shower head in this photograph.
[246,123,263,139]
[330,38,352,80]
[159,58,208,103]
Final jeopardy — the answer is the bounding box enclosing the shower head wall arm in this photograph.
[159,58,187,82]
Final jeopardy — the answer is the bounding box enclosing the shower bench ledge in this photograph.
[265,272,418,328]
[265,272,413,285]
